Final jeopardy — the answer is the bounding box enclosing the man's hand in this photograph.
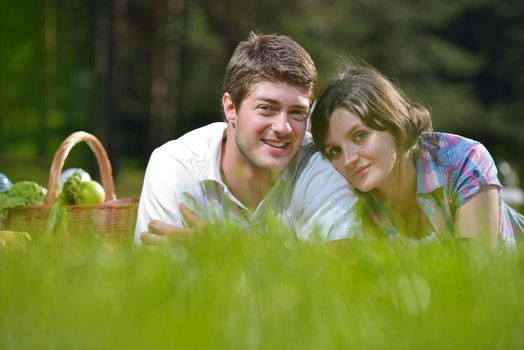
[139,203,204,246]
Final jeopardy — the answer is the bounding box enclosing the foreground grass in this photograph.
[1,226,523,349]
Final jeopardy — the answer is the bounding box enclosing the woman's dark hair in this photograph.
[310,60,433,159]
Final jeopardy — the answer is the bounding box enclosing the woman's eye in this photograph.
[353,131,368,142]
[327,147,342,159]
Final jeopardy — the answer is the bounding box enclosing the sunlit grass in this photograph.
[1,225,523,349]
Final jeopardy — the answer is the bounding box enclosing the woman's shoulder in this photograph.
[421,132,488,164]
[423,132,480,151]
[420,132,499,192]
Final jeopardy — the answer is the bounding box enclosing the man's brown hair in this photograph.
[223,32,317,111]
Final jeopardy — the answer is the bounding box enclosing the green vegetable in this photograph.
[77,180,105,204]
[46,170,83,234]
[46,197,68,235]
[46,171,106,234]
[0,181,47,220]
[61,171,83,204]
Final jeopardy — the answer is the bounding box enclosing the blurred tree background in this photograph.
[1,0,523,197]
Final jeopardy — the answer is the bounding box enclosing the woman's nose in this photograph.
[343,146,359,168]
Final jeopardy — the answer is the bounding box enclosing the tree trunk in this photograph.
[108,0,129,178]
[94,0,112,168]
[39,0,57,158]
[148,0,186,154]
[94,0,129,179]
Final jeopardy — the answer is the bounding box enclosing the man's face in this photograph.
[223,81,311,174]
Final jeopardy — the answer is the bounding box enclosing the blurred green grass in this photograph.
[1,226,523,349]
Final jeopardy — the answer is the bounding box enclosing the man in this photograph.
[135,32,359,245]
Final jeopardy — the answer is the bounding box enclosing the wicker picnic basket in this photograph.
[1,131,138,240]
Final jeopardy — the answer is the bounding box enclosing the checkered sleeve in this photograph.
[451,142,502,207]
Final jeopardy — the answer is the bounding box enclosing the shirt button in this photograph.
[472,170,480,178]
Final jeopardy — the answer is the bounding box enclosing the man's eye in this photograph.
[290,110,308,121]
[326,147,342,159]
[257,105,275,115]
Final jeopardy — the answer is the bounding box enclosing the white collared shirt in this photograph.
[134,122,359,244]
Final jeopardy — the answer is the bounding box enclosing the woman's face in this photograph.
[323,108,398,193]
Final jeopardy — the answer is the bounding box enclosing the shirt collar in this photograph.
[416,145,446,194]
[199,126,313,186]
[416,144,454,235]
[281,133,315,183]
[200,123,227,184]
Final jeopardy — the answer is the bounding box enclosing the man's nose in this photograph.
[272,113,292,135]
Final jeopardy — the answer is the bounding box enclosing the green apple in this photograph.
[77,180,106,204]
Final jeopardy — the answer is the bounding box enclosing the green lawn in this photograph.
[1,226,523,349]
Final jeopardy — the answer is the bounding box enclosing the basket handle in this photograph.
[44,131,117,205]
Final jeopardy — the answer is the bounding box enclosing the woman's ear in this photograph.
[222,93,237,126]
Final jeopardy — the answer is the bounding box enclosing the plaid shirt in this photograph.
[362,132,518,246]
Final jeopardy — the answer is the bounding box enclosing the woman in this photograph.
[310,61,523,248]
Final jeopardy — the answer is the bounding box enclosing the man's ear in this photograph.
[222,93,237,126]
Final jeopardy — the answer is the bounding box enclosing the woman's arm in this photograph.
[455,185,499,248]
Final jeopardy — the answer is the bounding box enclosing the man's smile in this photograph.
[263,139,287,148]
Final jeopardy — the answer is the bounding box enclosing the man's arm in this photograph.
[134,146,202,245]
